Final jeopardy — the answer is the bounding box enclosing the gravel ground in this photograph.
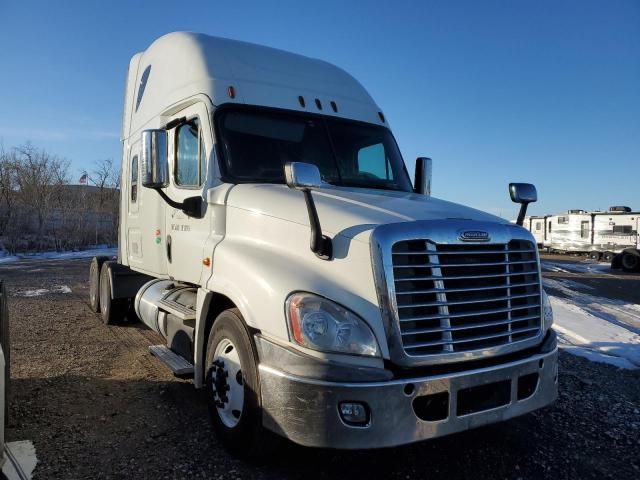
[1,257,639,479]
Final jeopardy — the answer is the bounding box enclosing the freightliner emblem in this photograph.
[459,230,491,242]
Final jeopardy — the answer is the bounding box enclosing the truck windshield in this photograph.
[216,108,413,192]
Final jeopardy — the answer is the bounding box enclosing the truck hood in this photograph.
[226,184,509,243]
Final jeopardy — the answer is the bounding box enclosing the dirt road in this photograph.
[1,257,638,479]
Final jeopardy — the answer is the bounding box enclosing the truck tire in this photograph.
[0,280,10,423]
[611,253,623,270]
[205,308,279,457]
[621,250,640,273]
[602,251,614,262]
[99,262,126,325]
[588,251,601,261]
[89,256,109,313]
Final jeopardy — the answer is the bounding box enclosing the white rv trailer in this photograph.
[542,207,639,260]
[88,32,558,454]
[523,216,546,247]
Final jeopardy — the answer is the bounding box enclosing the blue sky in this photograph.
[0,0,638,218]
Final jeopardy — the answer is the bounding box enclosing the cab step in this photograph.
[149,345,194,377]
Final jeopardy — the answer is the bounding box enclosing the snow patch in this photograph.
[542,260,612,275]
[550,295,640,369]
[3,440,37,479]
[543,277,595,291]
[0,247,116,265]
[13,285,72,297]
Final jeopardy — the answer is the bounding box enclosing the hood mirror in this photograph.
[414,157,432,196]
[284,162,332,260]
[509,183,537,226]
[285,162,322,190]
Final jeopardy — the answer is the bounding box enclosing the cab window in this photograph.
[357,143,392,180]
[130,155,138,203]
[175,119,205,187]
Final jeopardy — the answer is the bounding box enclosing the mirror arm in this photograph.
[154,187,184,210]
[516,202,530,226]
[302,189,332,260]
[153,188,202,218]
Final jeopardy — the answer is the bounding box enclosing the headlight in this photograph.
[542,289,553,331]
[286,293,380,357]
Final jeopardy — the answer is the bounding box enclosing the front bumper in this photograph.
[259,338,558,449]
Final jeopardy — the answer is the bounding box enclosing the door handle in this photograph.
[166,234,172,263]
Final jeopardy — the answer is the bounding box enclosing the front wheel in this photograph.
[205,309,278,457]
[621,251,640,273]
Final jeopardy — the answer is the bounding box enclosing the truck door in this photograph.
[126,140,167,276]
[164,102,212,284]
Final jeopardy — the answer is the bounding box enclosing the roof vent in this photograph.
[298,96,306,108]
[609,206,631,212]
[315,98,322,110]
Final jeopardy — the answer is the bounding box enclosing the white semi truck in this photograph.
[89,32,557,453]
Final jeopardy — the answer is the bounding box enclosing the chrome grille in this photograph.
[392,240,541,356]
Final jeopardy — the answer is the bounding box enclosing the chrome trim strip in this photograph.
[401,314,540,335]
[370,220,544,367]
[395,281,540,295]
[403,326,540,350]
[394,259,537,268]
[399,303,539,322]
[397,292,540,308]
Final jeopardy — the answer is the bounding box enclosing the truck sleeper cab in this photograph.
[89,32,558,453]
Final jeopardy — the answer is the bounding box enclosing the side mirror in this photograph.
[141,129,169,188]
[414,157,432,196]
[509,183,537,204]
[284,162,322,190]
[509,182,537,226]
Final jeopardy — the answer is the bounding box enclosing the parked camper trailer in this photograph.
[541,207,639,260]
[524,216,546,247]
[89,32,558,454]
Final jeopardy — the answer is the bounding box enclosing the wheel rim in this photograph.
[210,338,244,428]
[99,271,109,315]
[90,263,98,306]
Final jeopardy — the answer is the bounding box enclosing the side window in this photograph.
[175,119,205,187]
[357,143,392,180]
[613,225,632,234]
[558,216,569,224]
[131,155,138,203]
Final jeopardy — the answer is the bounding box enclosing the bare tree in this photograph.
[13,143,70,251]
[0,145,17,237]
[87,158,120,245]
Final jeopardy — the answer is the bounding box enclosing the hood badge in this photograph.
[459,230,491,242]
